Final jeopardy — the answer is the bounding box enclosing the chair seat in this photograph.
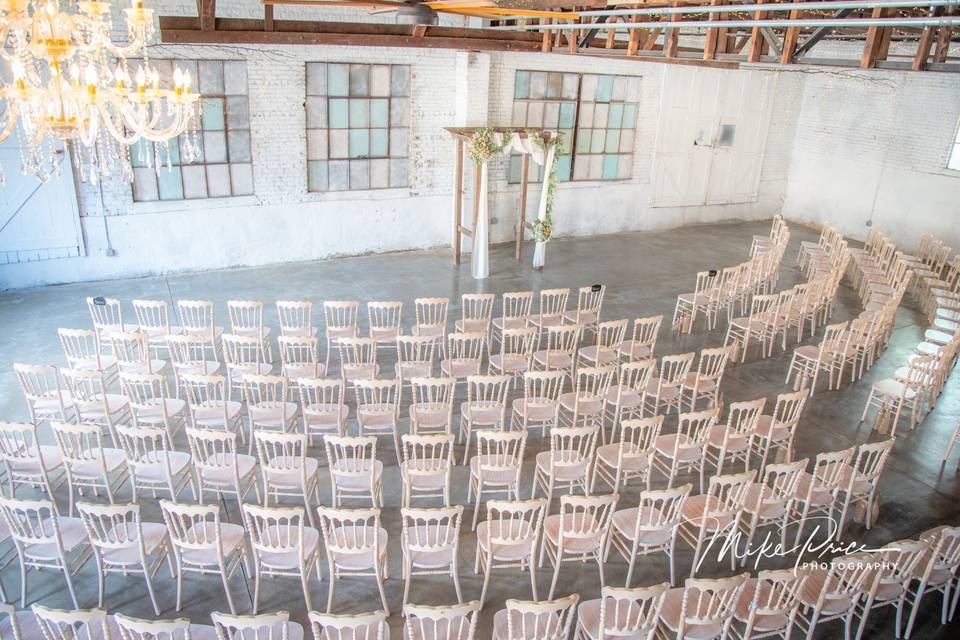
[654,434,701,462]
[618,341,652,360]
[358,411,398,432]
[397,362,432,380]
[838,464,872,497]
[597,443,650,473]
[303,404,349,429]
[659,587,726,639]
[370,327,400,344]
[683,372,718,393]
[132,451,193,483]
[923,329,955,345]
[529,315,564,330]
[460,402,503,426]
[707,424,748,451]
[402,462,447,490]
[194,401,243,425]
[264,457,320,488]
[535,451,589,481]
[120,360,168,375]
[177,361,221,377]
[180,523,246,565]
[31,395,73,416]
[793,472,836,508]
[512,398,558,422]
[22,516,88,560]
[611,507,672,546]
[681,495,735,530]
[412,325,445,340]
[249,403,300,428]
[327,326,358,341]
[492,317,526,332]
[751,415,790,443]
[257,526,321,570]
[7,445,64,475]
[577,346,617,365]
[75,394,129,418]
[563,310,597,325]
[488,354,529,374]
[200,453,257,487]
[135,398,187,422]
[558,392,604,416]
[734,578,790,631]
[798,569,856,614]
[477,520,535,561]
[342,364,378,381]
[405,524,456,568]
[454,319,489,333]
[532,350,573,370]
[604,386,642,409]
[333,460,384,490]
[281,326,318,338]
[409,405,451,428]
[792,345,822,361]
[742,483,786,519]
[102,522,169,565]
[871,378,917,400]
[284,363,326,380]
[328,525,388,570]
[645,379,681,402]
[543,513,603,553]
[69,448,127,479]
[441,360,482,379]
[470,455,519,485]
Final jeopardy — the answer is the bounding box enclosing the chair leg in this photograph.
[548,552,562,600]
[529,558,539,601]
[220,563,237,615]
[375,567,390,616]
[325,563,336,613]
[452,561,463,604]
[62,561,80,609]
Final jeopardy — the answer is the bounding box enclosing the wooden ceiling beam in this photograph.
[197,0,216,32]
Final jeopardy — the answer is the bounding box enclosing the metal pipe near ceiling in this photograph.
[571,0,959,19]
[492,16,960,32]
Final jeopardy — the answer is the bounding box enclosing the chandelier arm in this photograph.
[0,106,18,144]
[97,103,144,146]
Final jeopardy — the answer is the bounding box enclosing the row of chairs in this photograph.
[5,519,958,640]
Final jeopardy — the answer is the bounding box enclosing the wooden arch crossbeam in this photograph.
[446,127,553,272]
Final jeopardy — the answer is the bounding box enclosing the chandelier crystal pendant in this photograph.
[0,0,200,184]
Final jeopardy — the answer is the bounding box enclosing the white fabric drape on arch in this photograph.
[470,131,556,279]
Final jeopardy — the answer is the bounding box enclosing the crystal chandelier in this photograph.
[0,0,200,184]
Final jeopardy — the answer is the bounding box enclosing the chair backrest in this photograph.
[338,337,378,368]
[309,610,387,640]
[279,336,321,375]
[60,367,108,405]
[52,421,108,468]
[242,374,291,418]
[460,293,495,324]
[110,331,153,370]
[690,270,718,297]
[573,365,616,399]
[704,470,755,519]
[317,507,383,559]
[658,352,695,386]
[325,434,378,483]
[120,372,173,415]
[367,300,403,331]
[617,416,663,462]
[557,494,617,544]
[695,347,731,382]
[243,503,307,560]
[672,408,719,452]
[0,497,63,547]
[0,421,45,467]
[504,594,579,640]
[414,297,449,332]
[873,539,929,590]
[397,335,437,369]
[819,322,849,356]
[446,332,486,365]
[167,334,214,372]
[542,323,581,356]
[228,299,267,335]
[755,459,807,511]
[809,447,856,495]
[14,363,68,412]
[401,433,454,475]
[117,424,177,472]
[573,285,605,321]
[812,553,876,611]
[748,294,778,321]
[770,389,808,430]
[725,398,765,436]
[177,299,217,336]
[187,427,245,479]
[536,288,570,324]
[677,573,748,636]
[255,430,309,474]
[323,300,360,331]
[88,296,124,334]
[211,611,290,640]
[410,377,456,421]
[114,612,192,640]
[404,601,480,640]
[355,378,400,416]
[920,526,960,576]
[222,333,266,366]
[401,505,462,553]
[903,354,938,392]
[132,299,173,334]
[182,373,230,413]
[629,315,662,355]
[849,438,894,488]
[77,501,145,554]
[617,359,657,396]
[475,430,526,473]
[521,370,566,408]
[498,327,538,363]
[276,300,313,336]
[633,484,692,536]
[161,500,224,553]
[548,425,599,470]
[593,319,628,350]
[484,498,546,549]
[31,605,110,640]
[58,328,103,369]
[595,583,670,640]
[465,374,511,411]
[743,569,806,628]
[500,291,534,321]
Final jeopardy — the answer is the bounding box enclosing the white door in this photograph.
[0,137,84,265]
[653,66,774,208]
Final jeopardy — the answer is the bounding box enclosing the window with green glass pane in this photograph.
[508,70,641,184]
[132,59,253,202]
[305,62,410,192]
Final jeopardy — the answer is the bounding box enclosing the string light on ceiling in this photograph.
[0,0,200,185]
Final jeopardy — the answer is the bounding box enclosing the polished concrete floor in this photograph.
[0,219,958,638]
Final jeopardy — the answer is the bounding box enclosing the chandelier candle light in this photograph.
[0,0,200,184]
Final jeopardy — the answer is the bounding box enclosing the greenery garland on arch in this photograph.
[467,127,513,165]
[526,129,562,244]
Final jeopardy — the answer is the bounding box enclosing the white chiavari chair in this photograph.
[530,288,571,336]
[732,569,807,640]
[255,431,321,526]
[181,373,244,442]
[222,333,273,398]
[491,291,533,352]
[243,503,322,614]
[0,421,66,505]
[785,321,848,394]
[167,333,221,396]
[468,430,526,530]
[408,377,455,436]
[475,498,546,606]
[531,425,599,504]
[355,378,402,463]
[794,553,876,640]
[400,433,454,508]
[132,298,181,357]
[511,370,565,437]
[673,271,719,334]
[532,324,581,381]
[228,299,273,362]
[592,416,662,494]
[440,332,486,384]
[160,499,249,615]
[396,336,436,394]
[14,363,74,425]
[0,497,92,607]
[854,539,929,640]
[903,525,960,638]
[31,605,109,640]
[298,377,348,445]
[115,612,193,640]
[603,360,656,444]
[279,336,326,385]
[187,427,261,505]
[110,330,166,375]
[60,367,130,443]
[748,390,807,472]
[403,600,480,640]
[678,470,754,577]
[652,408,718,492]
[338,337,379,387]
[659,573,749,640]
[540,494,617,599]
[705,399,764,477]
[177,299,224,361]
[558,366,615,430]
[488,326,538,378]
[277,299,317,337]
[607,484,691,587]
[412,297,449,355]
[565,285,606,332]
[492,594,579,640]
[318,506,390,615]
[834,438,894,541]
[323,300,361,373]
[724,293,778,363]
[325,435,383,508]
[575,582,669,640]
[308,610,388,640]
[459,374,511,465]
[737,459,806,566]
[77,501,170,615]
[643,352,694,417]
[51,421,129,516]
[680,347,731,412]
[454,293,496,339]
[618,315,662,363]
[790,447,855,546]
[860,353,937,435]
[243,374,299,452]
[120,372,187,441]
[367,301,403,353]
[400,505,464,605]
[116,424,194,503]
[210,610,293,640]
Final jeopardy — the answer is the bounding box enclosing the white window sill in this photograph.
[131,195,259,214]
[301,187,415,202]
